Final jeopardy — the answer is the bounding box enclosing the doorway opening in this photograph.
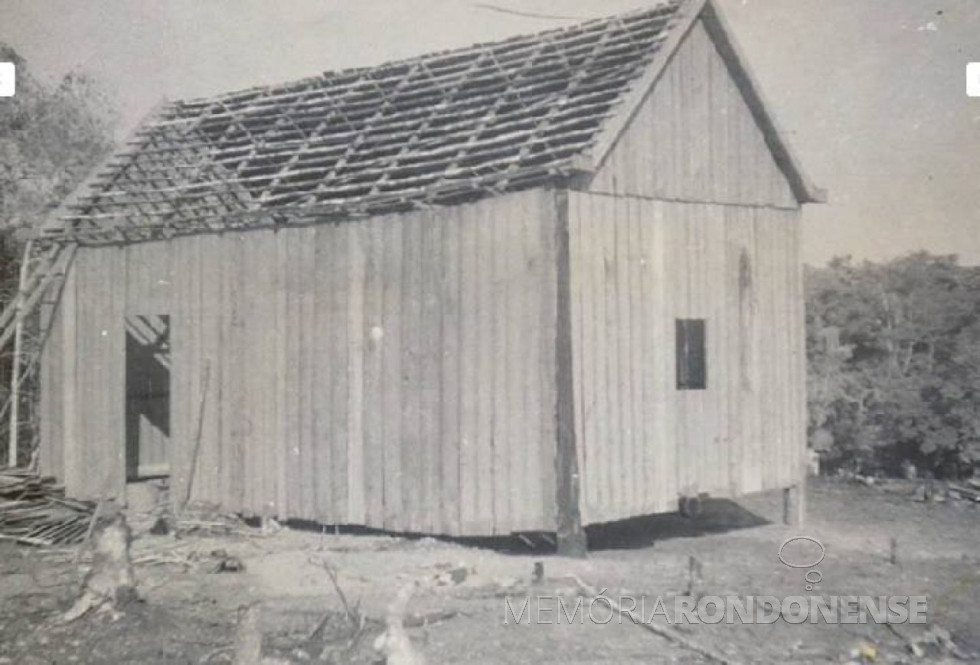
[125,315,171,481]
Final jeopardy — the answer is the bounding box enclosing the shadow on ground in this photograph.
[280,497,769,555]
[584,498,770,551]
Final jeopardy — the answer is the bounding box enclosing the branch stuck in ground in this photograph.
[307,557,363,642]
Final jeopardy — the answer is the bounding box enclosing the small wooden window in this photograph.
[676,319,706,390]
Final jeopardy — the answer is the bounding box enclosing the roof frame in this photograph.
[50,0,823,246]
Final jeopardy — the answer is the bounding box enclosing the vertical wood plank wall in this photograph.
[37,15,814,534]
[568,194,804,525]
[569,16,807,525]
[39,189,559,536]
[590,19,798,210]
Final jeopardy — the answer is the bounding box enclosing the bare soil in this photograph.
[1,477,978,664]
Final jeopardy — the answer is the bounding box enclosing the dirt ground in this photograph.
[1,477,978,664]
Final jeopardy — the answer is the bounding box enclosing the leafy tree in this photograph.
[0,44,116,464]
[806,253,980,478]
[0,43,115,237]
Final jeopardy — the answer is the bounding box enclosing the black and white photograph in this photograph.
[1,0,978,662]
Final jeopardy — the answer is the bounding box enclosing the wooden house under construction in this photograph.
[27,0,823,552]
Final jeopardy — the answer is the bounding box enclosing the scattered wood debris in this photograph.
[843,641,877,663]
[401,609,458,629]
[842,474,980,504]
[884,622,973,662]
[431,562,473,587]
[132,546,245,574]
[907,625,968,660]
[947,482,980,502]
[208,549,245,574]
[907,480,980,504]
[174,503,250,537]
[0,468,95,547]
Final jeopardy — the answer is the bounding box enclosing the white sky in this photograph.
[5,0,980,266]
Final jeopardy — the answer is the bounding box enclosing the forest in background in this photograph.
[0,44,115,465]
[807,254,980,479]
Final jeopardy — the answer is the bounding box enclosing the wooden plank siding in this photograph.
[37,13,814,537]
[38,277,66,481]
[38,189,559,536]
[590,19,798,210]
[567,193,805,525]
[566,17,807,525]
[54,247,129,500]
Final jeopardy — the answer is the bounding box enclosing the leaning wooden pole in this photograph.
[8,238,33,467]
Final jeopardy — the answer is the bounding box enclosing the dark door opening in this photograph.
[125,315,171,480]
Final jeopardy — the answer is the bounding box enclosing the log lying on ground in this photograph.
[0,468,95,546]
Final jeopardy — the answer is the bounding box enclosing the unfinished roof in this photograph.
[57,0,820,244]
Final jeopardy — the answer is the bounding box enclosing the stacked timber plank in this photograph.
[0,468,94,546]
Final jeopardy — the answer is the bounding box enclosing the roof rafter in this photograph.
[51,0,821,245]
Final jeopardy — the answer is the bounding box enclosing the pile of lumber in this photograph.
[947,480,980,501]
[0,468,95,546]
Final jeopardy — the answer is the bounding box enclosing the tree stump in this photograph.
[61,505,137,623]
[373,582,426,665]
[233,604,262,665]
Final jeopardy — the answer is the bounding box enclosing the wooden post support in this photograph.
[554,190,587,558]
[782,480,806,527]
[8,239,33,468]
[783,455,808,527]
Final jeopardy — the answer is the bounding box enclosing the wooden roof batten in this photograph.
[47,0,822,246]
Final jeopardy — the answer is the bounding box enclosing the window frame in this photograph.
[676,318,707,391]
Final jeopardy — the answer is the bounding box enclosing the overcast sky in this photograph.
[5,0,979,266]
